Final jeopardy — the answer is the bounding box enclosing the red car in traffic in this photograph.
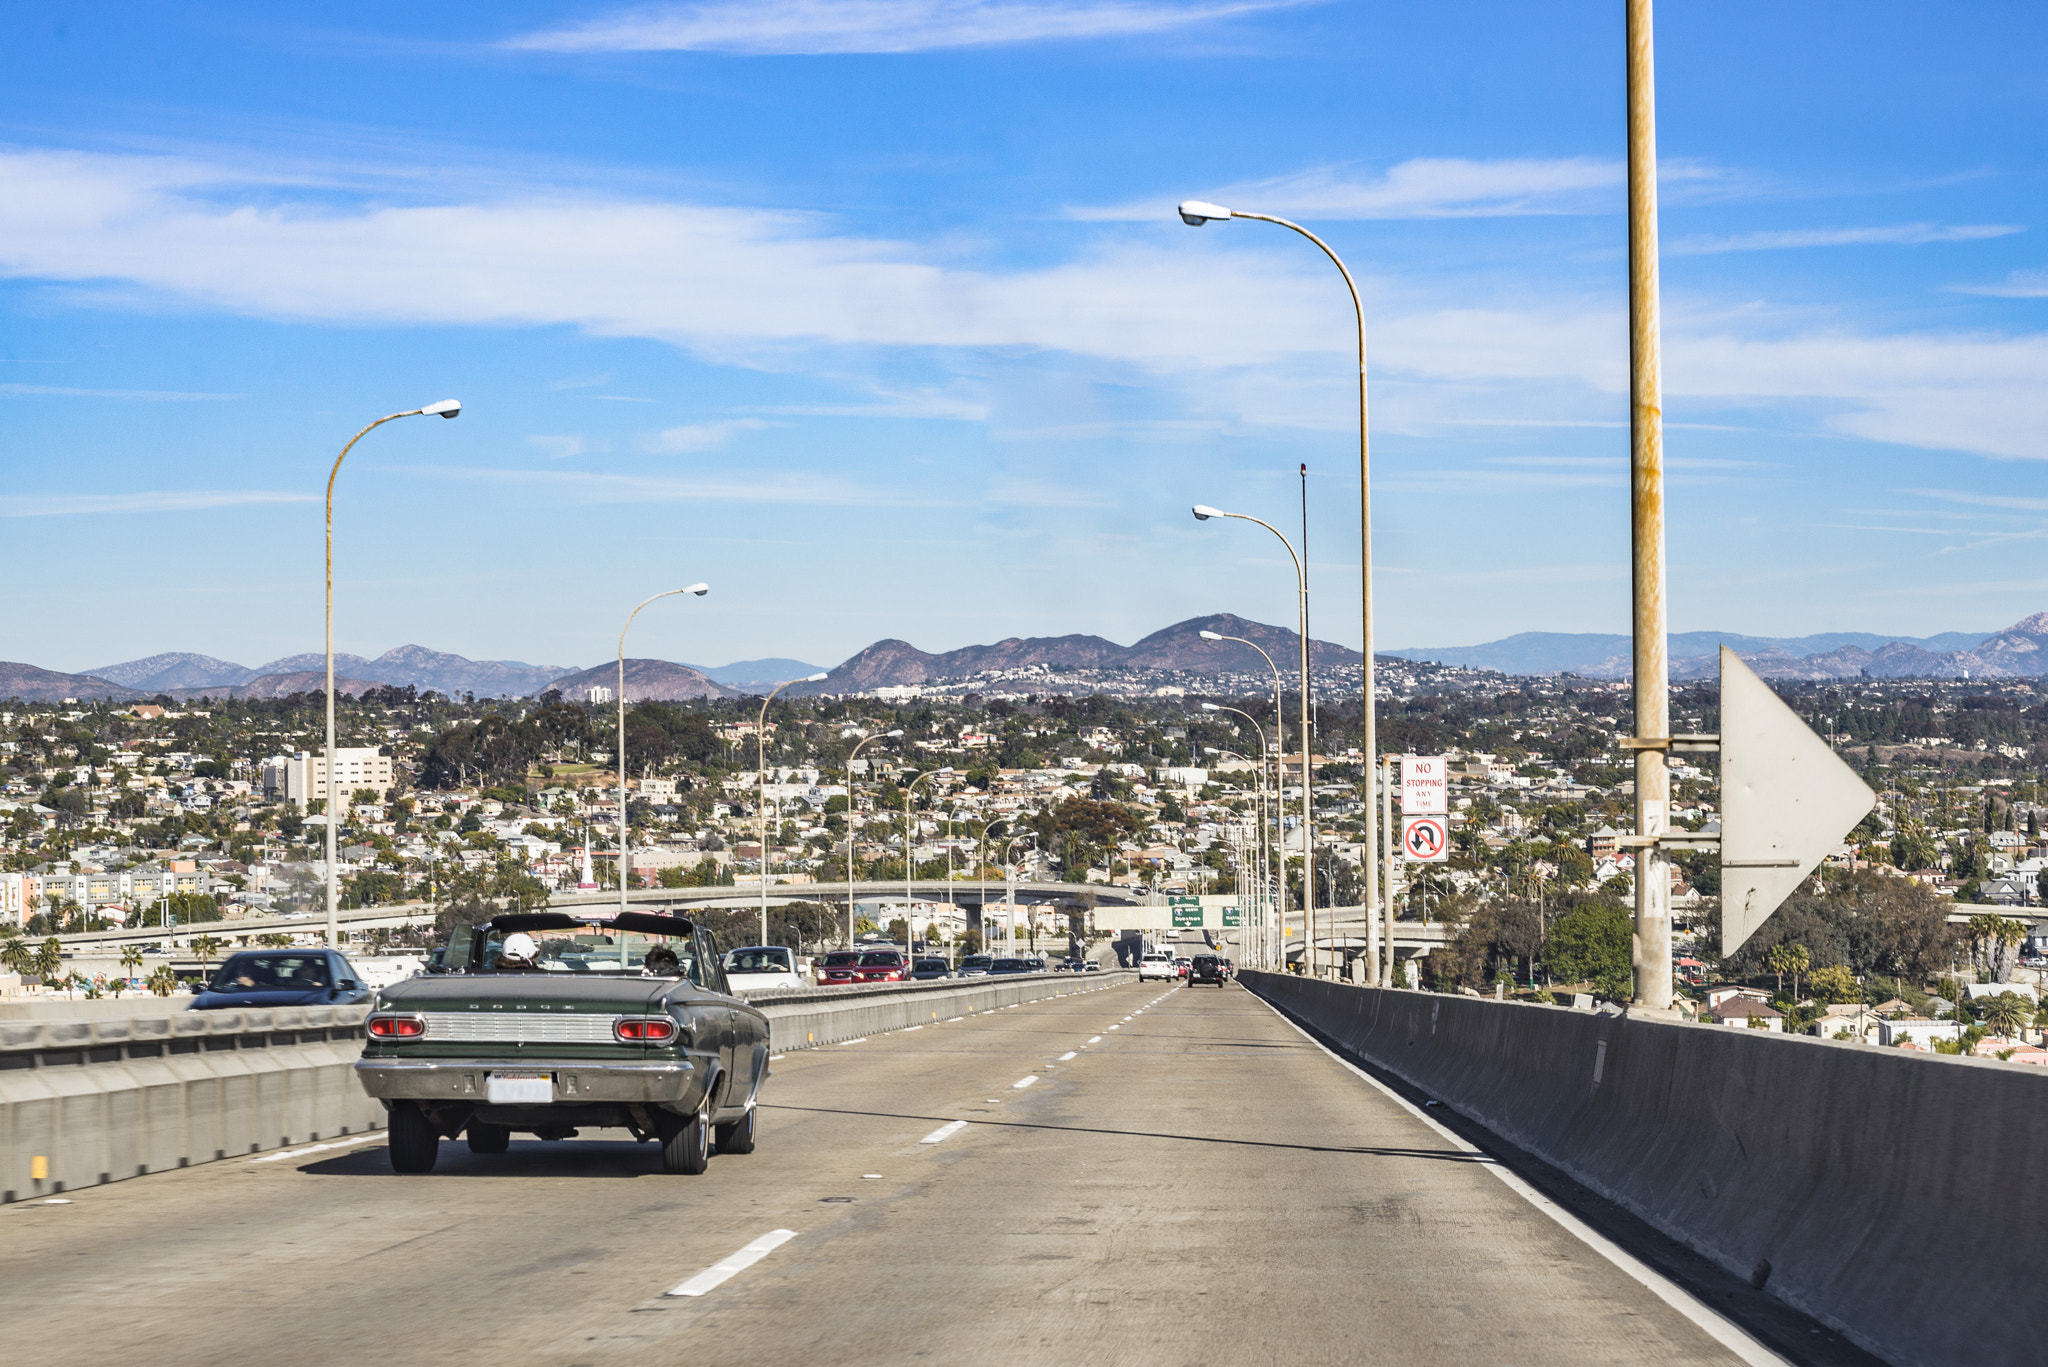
[817,949,910,985]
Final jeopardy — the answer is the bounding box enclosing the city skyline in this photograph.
[4,2,2045,672]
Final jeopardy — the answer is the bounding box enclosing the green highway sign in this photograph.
[1169,896,1203,928]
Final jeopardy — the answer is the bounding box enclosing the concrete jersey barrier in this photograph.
[0,1005,382,1203]
[747,970,1137,1052]
[1239,970,2048,1367]
[0,971,1139,1201]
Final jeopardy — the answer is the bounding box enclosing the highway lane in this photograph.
[2,979,1774,1366]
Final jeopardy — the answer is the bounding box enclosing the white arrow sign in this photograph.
[1719,645,1876,957]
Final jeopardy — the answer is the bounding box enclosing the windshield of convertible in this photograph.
[447,913,708,983]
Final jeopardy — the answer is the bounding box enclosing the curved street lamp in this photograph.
[1202,706,1272,968]
[1181,197,1378,983]
[616,585,710,928]
[843,729,903,946]
[903,768,953,954]
[325,399,460,953]
[756,673,830,946]
[1192,504,1320,975]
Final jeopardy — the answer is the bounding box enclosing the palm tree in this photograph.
[190,934,224,974]
[1978,991,2030,1039]
[120,944,144,979]
[34,937,63,986]
[146,964,180,997]
[0,933,31,978]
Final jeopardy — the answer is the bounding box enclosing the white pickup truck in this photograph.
[1138,950,1177,982]
[722,945,807,995]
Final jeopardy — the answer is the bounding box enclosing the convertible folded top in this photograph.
[485,910,697,938]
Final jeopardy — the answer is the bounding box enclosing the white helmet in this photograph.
[501,932,538,963]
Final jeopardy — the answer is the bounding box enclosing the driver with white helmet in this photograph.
[495,931,542,971]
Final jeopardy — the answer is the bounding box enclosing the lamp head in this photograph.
[682,583,710,596]
[1191,504,1224,521]
[885,729,905,738]
[1200,703,1221,712]
[1177,200,1233,226]
[1199,630,1224,641]
[420,399,461,419]
[803,672,829,682]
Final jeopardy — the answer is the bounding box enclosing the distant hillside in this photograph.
[797,613,1363,694]
[87,652,259,691]
[695,657,828,691]
[1391,625,2009,680]
[0,663,144,703]
[545,659,737,702]
[163,672,386,702]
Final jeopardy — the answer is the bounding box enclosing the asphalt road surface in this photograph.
[3,981,1818,1366]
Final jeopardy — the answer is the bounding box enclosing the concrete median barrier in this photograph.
[0,1005,382,1202]
[748,970,1137,1052]
[1,972,1138,1201]
[1239,970,2048,1367]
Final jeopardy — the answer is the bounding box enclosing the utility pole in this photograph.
[1627,0,1673,1011]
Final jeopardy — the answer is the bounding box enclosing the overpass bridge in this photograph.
[44,879,1144,970]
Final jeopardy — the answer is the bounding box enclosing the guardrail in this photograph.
[0,971,1140,1202]
[745,970,1138,1051]
[1239,970,2047,1367]
[0,1005,381,1203]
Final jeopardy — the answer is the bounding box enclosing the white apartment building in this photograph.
[0,871,41,927]
[268,749,395,808]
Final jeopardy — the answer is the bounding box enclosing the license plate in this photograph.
[486,1071,554,1105]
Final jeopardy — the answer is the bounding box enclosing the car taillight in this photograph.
[367,1014,425,1039]
[615,1017,677,1042]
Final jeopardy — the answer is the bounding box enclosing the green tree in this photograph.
[1977,991,2031,1038]
[1967,914,2025,984]
[1767,943,1811,1000]
[1544,900,1633,1000]
[190,934,224,973]
[146,964,180,997]
[120,944,144,978]
[34,936,63,984]
[1807,964,1858,1005]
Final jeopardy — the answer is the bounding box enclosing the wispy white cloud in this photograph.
[4,147,2047,466]
[526,433,599,459]
[1072,156,1627,222]
[1952,269,2048,299]
[547,373,612,390]
[1903,488,2048,513]
[504,0,1302,55]
[983,475,1112,507]
[0,489,313,517]
[402,464,911,506]
[0,382,242,400]
[644,417,776,452]
[1669,222,2022,256]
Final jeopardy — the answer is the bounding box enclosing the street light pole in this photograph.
[1001,832,1035,960]
[325,398,460,954]
[757,673,830,947]
[905,769,952,955]
[844,729,903,948]
[1180,200,1377,982]
[1192,506,1317,974]
[1202,631,1289,967]
[1202,705,1272,967]
[616,585,710,933]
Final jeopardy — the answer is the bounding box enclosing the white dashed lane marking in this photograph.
[1012,1075,1039,1089]
[667,1229,799,1298]
[1058,1051,1077,1060]
[838,1038,867,1046]
[1088,1036,1102,1043]
[921,1120,969,1145]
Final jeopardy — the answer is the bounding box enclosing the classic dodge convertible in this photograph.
[354,910,770,1175]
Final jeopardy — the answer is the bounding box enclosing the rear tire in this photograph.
[466,1122,510,1154]
[715,1105,757,1155]
[388,1103,439,1174]
[661,1098,711,1175]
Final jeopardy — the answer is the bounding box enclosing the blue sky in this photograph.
[3,1,2045,674]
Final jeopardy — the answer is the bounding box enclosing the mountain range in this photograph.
[16,611,2048,706]
[1387,619,2048,680]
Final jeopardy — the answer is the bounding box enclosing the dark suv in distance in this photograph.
[1189,954,1226,987]
[910,957,952,980]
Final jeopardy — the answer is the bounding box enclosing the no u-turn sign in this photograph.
[1402,815,1449,862]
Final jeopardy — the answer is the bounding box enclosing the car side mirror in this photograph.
[337,979,359,991]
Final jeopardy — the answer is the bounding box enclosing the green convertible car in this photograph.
[354,910,771,1175]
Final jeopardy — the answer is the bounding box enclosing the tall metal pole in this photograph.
[1204,632,1286,968]
[1628,0,1673,1011]
[325,401,457,953]
[1381,753,1396,987]
[617,585,708,933]
[1182,205,1376,983]
[1298,464,1317,975]
[845,729,900,949]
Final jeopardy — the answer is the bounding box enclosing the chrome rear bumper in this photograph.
[355,1058,695,1104]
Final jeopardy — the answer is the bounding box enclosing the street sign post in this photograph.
[1718,646,1875,956]
[1401,755,1447,814]
[1401,815,1449,863]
